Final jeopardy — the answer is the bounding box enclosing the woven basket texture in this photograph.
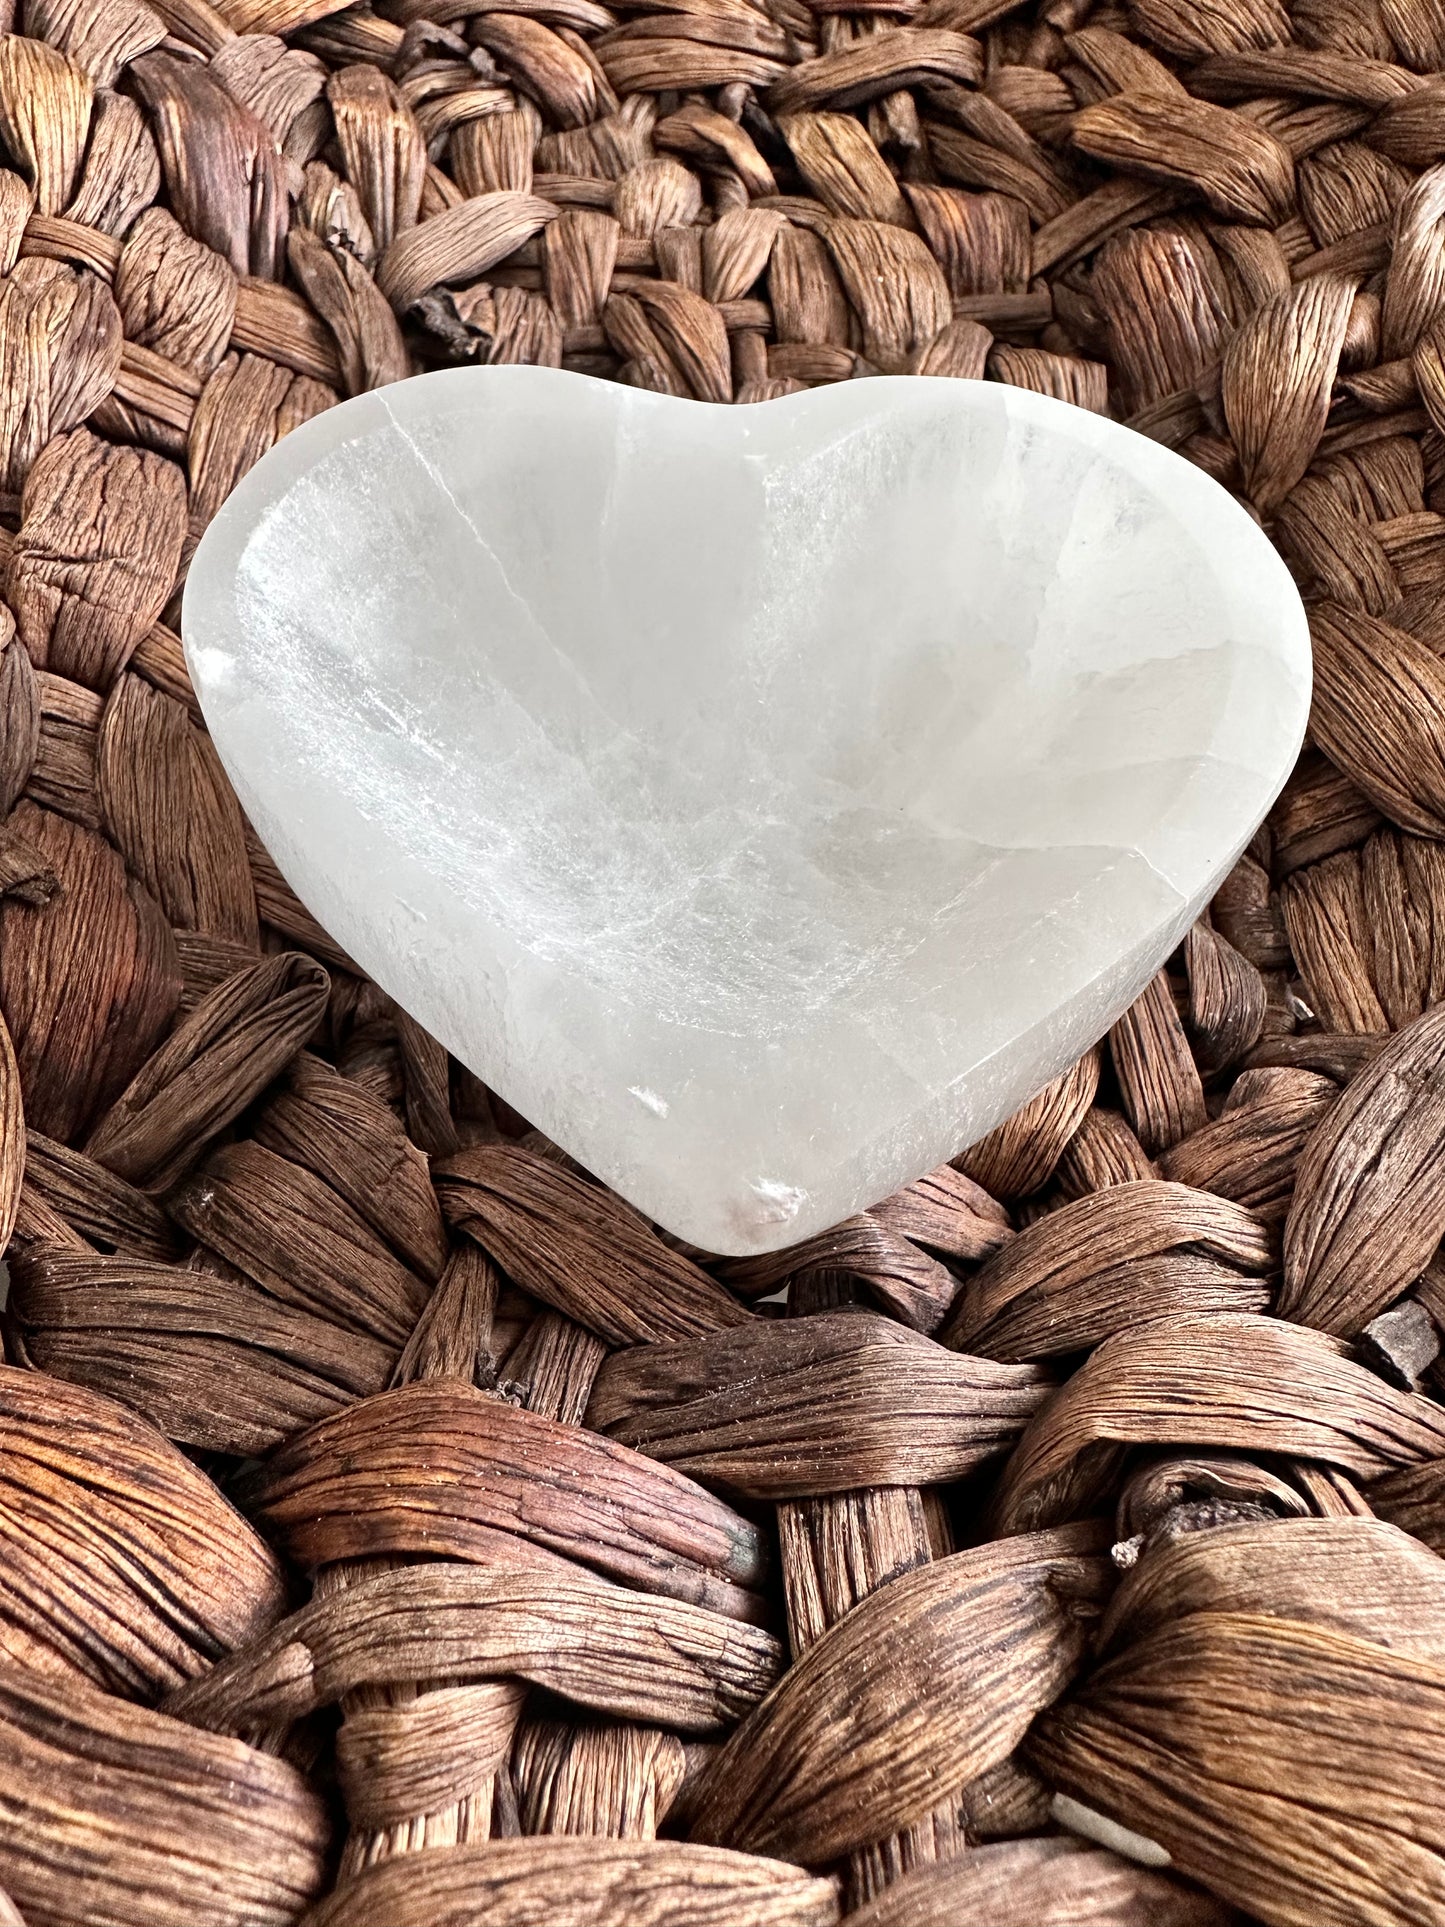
[4,0,1445,1922]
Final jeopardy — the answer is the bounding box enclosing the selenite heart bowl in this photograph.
[183,367,1310,1255]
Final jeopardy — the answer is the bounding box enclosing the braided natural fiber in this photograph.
[4,0,1445,1922]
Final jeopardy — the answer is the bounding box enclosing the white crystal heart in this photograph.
[184,368,1309,1256]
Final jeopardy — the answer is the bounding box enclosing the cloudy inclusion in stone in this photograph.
[184,368,1310,1255]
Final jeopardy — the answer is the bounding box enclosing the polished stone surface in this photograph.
[184,368,1310,1254]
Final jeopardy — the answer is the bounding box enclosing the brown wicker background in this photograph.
[2,0,1445,1921]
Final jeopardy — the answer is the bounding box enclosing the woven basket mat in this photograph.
[5,0,1445,1922]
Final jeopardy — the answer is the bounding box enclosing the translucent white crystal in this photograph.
[183,368,1310,1256]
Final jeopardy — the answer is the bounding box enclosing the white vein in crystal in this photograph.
[629,1086,670,1117]
[183,368,1311,1254]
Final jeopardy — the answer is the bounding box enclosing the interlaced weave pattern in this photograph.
[3,0,1445,1922]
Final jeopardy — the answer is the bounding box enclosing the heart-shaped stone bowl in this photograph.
[184,367,1309,1256]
